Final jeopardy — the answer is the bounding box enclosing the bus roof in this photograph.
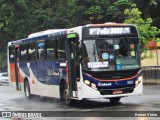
[28,29,66,38]
[10,30,67,46]
[8,23,137,46]
[84,22,135,27]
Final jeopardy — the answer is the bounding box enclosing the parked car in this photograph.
[0,72,9,85]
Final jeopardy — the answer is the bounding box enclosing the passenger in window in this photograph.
[47,50,54,59]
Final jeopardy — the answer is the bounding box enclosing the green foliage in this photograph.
[85,5,103,23]
[85,5,103,15]
[106,0,133,22]
[0,54,7,71]
[0,0,160,69]
[124,7,160,58]
[0,0,159,38]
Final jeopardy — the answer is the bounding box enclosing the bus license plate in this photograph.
[112,90,123,94]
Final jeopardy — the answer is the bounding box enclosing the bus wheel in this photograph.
[109,97,121,103]
[24,81,32,99]
[60,82,73,105]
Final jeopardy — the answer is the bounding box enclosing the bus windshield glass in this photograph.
[81,37,140,71]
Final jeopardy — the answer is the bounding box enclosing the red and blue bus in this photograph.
[7,23,143,105]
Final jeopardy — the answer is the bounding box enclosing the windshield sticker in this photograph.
[114,45,119,50]
[109,54,114,60]
[116,64,122,70]
[88,62,109,68]
[116,59,121,64]
[102,53,109,60]
[122,65,139,69]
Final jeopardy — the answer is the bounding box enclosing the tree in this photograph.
[85,5,103,23]
[124,7,160,58]
[106,0,133,22]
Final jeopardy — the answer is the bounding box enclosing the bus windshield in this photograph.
[81,37,140,71]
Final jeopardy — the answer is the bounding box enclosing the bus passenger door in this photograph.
[66,33,80,98]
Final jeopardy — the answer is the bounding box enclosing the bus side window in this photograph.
[20,44,27,61]
[46,39,55,60]
[57,37,66,59]
[28,43,36,61]
[37,42,45,61]
[9,47,15,63]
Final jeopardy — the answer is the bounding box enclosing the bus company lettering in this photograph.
[98,82,112,87]
[127,80,134,85]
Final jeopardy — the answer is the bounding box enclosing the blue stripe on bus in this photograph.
[82,72,140,89]
[19,60,66,85]
[19,63,30,76]
[30,61,66,85]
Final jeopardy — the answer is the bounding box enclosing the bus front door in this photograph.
[66,33,80,99]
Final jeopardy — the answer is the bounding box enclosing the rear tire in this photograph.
[109,97,121,103]
[24,81,32,99]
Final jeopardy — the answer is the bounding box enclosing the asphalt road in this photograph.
[0,84,160,120]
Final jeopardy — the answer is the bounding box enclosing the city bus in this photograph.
[7,23,143,105]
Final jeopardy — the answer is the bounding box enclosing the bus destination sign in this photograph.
[89,27,131,35]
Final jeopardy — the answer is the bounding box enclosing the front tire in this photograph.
[24,81,32,99]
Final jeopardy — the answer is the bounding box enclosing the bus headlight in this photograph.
[91,83,97,89]
[135,76,142,86]
[84,80,97,89]
[138,76,143,81]
[84,80,90,85]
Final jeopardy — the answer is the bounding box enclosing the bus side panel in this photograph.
[30,62,38,81]
[9,63,24,90]
[29,61,62,98]
[29,62,38,95]
[45,61,60,85]
[18,62,30,91]
[37,61,46,83]
[10,63,16,82]
[19,63,30,77]
[9,63,17,89]
[44,60,66,98]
